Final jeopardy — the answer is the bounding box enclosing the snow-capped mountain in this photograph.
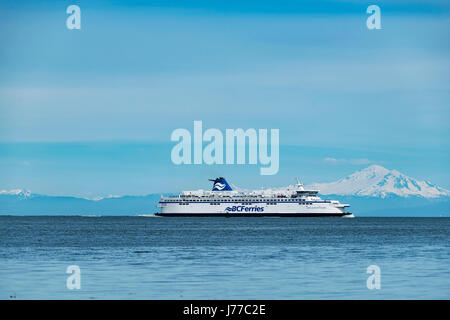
[0,189,33,199]
[308,165,450,198]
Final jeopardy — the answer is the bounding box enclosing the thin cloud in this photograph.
[323,157,375,165]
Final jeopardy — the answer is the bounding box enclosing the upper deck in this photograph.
[162,178,322,202]
[159,177,349,208]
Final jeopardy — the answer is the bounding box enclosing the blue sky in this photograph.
[0,1,449,197]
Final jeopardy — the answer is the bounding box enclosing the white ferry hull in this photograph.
[155,212,352,217]
[156,202,351,217]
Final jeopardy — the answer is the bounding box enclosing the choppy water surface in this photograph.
[0,216,449,299]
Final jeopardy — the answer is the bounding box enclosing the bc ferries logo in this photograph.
[211,177,233,191]
[226,206,264,213]
[214,183,226,190]
[171,121,279,175]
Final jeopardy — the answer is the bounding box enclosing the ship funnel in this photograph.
[209,177,233,191]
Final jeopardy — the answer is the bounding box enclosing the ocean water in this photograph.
[0,216,449,300]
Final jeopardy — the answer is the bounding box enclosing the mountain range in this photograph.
[1,165,449,216]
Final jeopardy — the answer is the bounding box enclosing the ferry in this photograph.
[155,177,353,217]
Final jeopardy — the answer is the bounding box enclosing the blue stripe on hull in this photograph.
[155,212,352,217]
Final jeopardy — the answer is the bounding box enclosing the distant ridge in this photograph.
[307,165,449,198]
[0,192,163,216]
[1,166,449,216]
